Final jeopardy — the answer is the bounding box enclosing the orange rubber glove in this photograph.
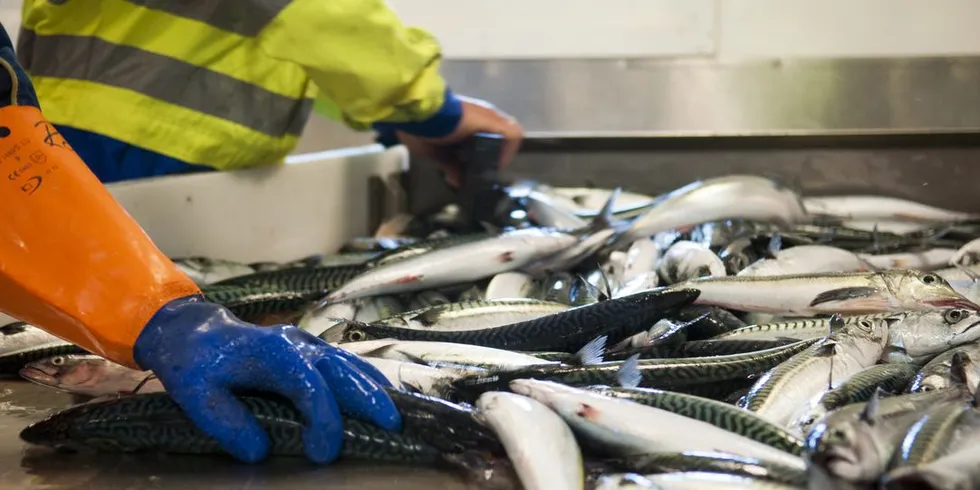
[0,43,200,369]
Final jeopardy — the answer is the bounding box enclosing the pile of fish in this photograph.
[9,175,980,490]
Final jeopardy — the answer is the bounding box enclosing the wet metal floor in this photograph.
[0,380,471,490]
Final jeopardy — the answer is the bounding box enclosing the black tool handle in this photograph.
[459,132,505,227]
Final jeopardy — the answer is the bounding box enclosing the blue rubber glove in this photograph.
[133,296,401,463]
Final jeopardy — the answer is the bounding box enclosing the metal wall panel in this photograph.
[440,57,980,136]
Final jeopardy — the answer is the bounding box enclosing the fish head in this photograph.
[806,416,885,483]
[912,373,952,393]
[793,405,829,437]
[889,271,980,311]
[19,355,103,390]
[885,309,980,363]
[834,317,889,363]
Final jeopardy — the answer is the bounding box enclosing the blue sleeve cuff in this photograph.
[372,87,463,140]
[0,26,40,109]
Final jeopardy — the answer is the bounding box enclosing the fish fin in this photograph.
[578,274,603,302]
[596,262,613,302]
[573,335,608,366]
[408,308,442,327]
[392,350,437,368]
[860,386,883,426]
[766,232,782,259]
[954,263,980,284]
[857,256,884,273]
[950,351,972,388]
[809,287,879,307]
[616,354,642,389]
[829,313,845,338]
[814,340,838,357]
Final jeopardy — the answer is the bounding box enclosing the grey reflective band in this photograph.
[18,31,312,138]
[123,0,292,37]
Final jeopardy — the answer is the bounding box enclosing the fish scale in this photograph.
[210,265,364,295]
[713,313,892,342]
[814,363,918,413]
[890,401,969,468]
[201,286,314,321]
[451,339,818,399]
[607,451,808,487]
[344,289,700,352]
[589,387,805,456]
[20,390,503,464]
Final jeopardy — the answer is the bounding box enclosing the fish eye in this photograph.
[921,385,933,392]
[921,273,939,285]
[945,309,967,323]
[858,320,874,330]
[346,330,366,342]
[51,357,64,366]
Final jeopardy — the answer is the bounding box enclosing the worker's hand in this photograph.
[395,96,524,187]
[133,296,400,463]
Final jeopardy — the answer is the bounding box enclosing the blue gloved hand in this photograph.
[133,296,401,463]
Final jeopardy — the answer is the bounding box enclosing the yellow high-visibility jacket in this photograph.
[17,0,454,171]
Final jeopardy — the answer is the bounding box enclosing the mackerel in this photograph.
[19,390,504,463]
[0,322,83,375]
[372,232,495,266]
[737,245,868,277]
[676,270,978,316]
[201,285,314,322]
[615,175,808,247]
[509,379,806,470]
[883,308,980,363]
[909,343,980,393]
[607,451,807,487]
[339,289,699,353]
[888,399,970,469]
[322,227,579,302]
[801,195,979,222]
[587,386,805,456]
[362,357,486,397]
[210,264,364,295]
[792,363,918,435]
[858,248,958,272]
[21,354,163,397]
[476,392,583,490]
[741,316,888,428]
[452,339,817,400]
[670,305,747,340]
[657,241,726,285]
[805,388,969,484]
[712,314,892,342]
[345,340,563,369]
[377,299,568,332]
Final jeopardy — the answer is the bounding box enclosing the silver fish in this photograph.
[319,227,578,303]
[737,245,868,277]
[643,472,800,489]
[742,316,888,428]
[362,357,486,396]
[617,175,808,246]
[20,354,162,397]
[675,270,978,316]
[881,411,980,490]
[858,248,958,272]
[510,379,806,470]
[658,241,727,285]
[802,196,979,222]
[475,391,583,490]
[344,340,561,369]
[171,257,255,285]
[485,272,538,300]
[0,322,81,374]
[909,345,980,393]
[951,238,980,267]
[884,309,980,364]
[805,387,968,484]
[712,314,893,342]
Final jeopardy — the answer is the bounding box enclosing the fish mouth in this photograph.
[809,446,858,471]
[928,298,980,311]
[18,367,58,387]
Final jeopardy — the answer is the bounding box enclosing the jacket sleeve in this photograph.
[0,34,202,368]
[257,0,463,138]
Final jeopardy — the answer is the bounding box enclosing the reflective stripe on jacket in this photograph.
[17,0,451,171]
